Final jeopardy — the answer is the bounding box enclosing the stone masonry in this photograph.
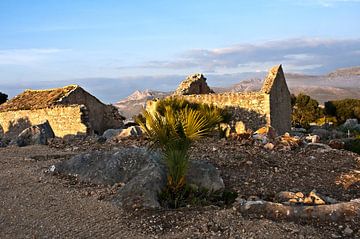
[168,65,292,134]
[0,85,124,138]
[174,73,214,95]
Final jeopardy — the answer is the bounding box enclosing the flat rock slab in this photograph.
[236,199,360,222]
[51,147,224,209]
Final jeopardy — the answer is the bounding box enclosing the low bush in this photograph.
[159,185,238,209]
[344,139,360,155]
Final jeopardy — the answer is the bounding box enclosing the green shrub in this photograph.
[344,139,360,155]
[0,92,7,105]
[325,99,360,124]
[291,93,323,128]
[138,100,222,204]
[158,185,238,209]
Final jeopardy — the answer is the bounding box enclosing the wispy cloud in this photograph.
[0,48,67,65]
[137,38,360,74]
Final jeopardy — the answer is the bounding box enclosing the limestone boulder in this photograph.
[102,128,123,140]
[174,73,214,95]
[118,126,142,138]
[50,147,225,209]
[15,121,55,147]
[186,160,224,192]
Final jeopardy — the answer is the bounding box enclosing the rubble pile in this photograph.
[275,190,338,205]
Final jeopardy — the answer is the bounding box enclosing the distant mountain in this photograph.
[115,66,360,118]
[115,89,170,119]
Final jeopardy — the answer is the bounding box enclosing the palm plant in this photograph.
[138,102,222,193]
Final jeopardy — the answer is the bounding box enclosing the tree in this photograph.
[0,92,7,104]
[138,99,222,200]
[325,99,360,124]
[291,93,322,128]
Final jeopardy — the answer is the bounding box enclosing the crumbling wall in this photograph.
[174,73,214,95]
[0,105,90,138]
[169,92,270,130]
[59,87,124,134]
[147,65,291,134]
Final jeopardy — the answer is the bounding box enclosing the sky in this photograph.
[0,0,360,103]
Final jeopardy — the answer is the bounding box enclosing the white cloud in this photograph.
[0,48,66,65]
[137,38,360,74]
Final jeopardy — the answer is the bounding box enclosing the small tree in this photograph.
[292,93,322,128]
[325,99,360,124]
[138,99,222,205]
[0,92,7,105]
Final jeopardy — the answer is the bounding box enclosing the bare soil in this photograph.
[1,138,360,238]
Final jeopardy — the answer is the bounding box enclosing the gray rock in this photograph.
[186,160,224,192]
[118,126,142,138]
[102,128,123,140]
[311,128,331,140]
[51,147,224,209]
[52,147,158,185]
[343,118,358,128]
[15,121,55,147]
[306,143,333,152]
[113,159,166,209]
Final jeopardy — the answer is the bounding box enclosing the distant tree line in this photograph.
[0,91,7,105]
[324,99,360,124]
[291,94,360,128]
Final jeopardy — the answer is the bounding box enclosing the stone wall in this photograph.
[0,105,89,138]
[156,65,292,134]
[169,92,270,130]
[60,87,124,134]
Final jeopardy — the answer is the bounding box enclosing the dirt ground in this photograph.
[1,138,360,238]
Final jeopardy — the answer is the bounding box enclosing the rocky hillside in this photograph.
[115,90,169,119]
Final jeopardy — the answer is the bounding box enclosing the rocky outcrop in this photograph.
[50,147,224,209]
[174,74,214,95]
[14,121,55,147]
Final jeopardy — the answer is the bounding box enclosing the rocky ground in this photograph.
[1,137,360,238]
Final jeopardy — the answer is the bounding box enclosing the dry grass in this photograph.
[0,85,78,112]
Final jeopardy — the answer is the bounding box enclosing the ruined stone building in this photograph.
[0,85,124,138]
[170,65,292,134]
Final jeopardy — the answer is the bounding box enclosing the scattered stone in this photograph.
[309,190,326,205]
[102,128,123,140]
[275,191,299,203]
[306,143,333,151]
[219,123,231,138]
[343,226,353,235]
[235,121,247,135]
[306,135,320,143]
[254,126,277,139]
[118,126,142,138]
[264,142,274,150]
[311,129,331,140]
[328,139,345,149]
[14,121,55,147]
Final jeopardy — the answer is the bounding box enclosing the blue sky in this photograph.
[0,0,360,102]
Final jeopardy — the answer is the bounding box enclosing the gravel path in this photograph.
[0,145,358,238]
